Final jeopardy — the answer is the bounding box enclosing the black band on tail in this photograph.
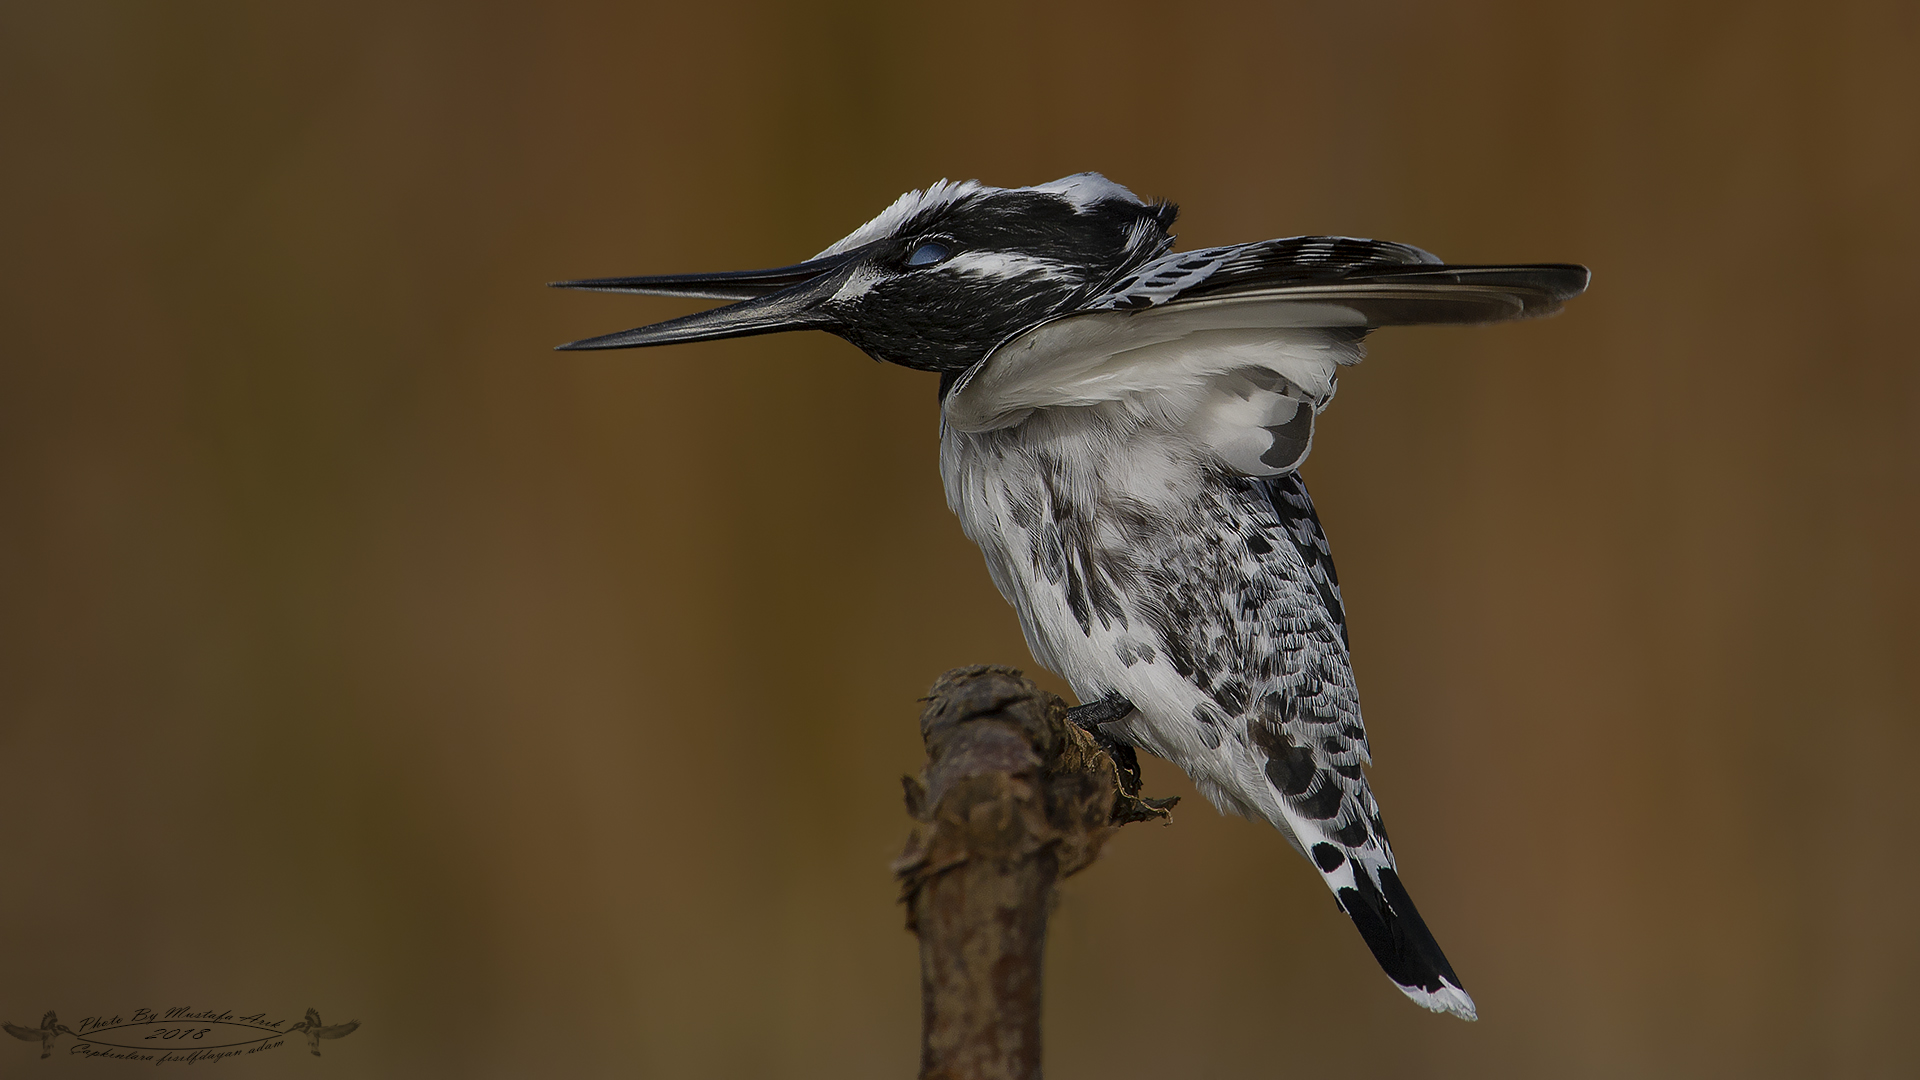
[1336,866,1466,999]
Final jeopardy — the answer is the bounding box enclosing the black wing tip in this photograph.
[1155,258,1591,325]
[1505,262,1590,303]
[1371,262,1591,301]
[1337,866,1477,1019]
[1557,262,1593,296]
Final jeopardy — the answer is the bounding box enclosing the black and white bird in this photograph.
[554,174,1587,1020]
[3,1010,73,1058]
[286,1008,359,1057]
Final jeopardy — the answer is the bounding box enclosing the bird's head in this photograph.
[553,173,1178,377]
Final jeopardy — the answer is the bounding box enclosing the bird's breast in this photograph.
[938,404,1210,686]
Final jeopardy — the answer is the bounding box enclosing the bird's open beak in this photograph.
[549,242,882,351]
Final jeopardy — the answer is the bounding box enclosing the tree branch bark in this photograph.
[893,666,1176,1080]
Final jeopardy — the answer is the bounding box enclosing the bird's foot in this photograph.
[1066,694,1179,823]
[1066,693,1135,731]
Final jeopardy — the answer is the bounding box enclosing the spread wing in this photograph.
[1090,235,1443,310]
[944,237,1589,477]
[1088,235,1585,323]
[3,1022,41,1041]
[315,1020,360,1039]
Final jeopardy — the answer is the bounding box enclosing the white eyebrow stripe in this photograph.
[813,179,983,258]
[812,173,1150,259]
[941,251,1074,281]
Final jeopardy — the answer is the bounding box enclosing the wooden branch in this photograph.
[893,666,1177,1080]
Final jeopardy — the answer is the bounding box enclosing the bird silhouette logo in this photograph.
[3,1011,74,1058]
[286,1008,359,1057]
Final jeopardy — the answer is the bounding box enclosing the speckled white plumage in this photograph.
[940,320,1477,1021]
[556,172,1585,1024]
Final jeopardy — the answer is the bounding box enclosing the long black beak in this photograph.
[549,243,880,351]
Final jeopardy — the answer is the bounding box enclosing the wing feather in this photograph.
[315,1021,360,1039]
[946,238,1588,481]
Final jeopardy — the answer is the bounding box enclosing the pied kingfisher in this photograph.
[555,174,1588,1020]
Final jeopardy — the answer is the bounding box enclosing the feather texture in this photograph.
[941,398,1476,1018]
[930,227,1577,1018]
[557,173,1589,1021]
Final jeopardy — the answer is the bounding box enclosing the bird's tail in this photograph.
[1254,742,1477,1018]
[1330,859,1477,1020]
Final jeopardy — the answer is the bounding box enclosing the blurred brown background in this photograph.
[3,2,1916,1077]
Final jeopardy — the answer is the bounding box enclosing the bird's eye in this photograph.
[906,241,951,267]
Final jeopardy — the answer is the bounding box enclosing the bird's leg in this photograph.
[1067,694,1179,822]
[1067,695,1144,790]
[1065,693,1134,731]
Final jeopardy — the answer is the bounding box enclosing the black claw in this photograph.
[1068,697,1142,789]
[1102,738,1145,798]
[1066,694,1173,818]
